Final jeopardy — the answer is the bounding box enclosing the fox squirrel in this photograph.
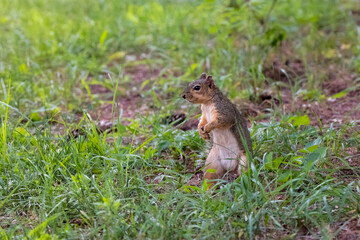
[182,73,252,186]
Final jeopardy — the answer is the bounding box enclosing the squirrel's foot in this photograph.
[200,132,210,140]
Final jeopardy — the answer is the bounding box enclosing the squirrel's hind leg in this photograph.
[203,150,225,188]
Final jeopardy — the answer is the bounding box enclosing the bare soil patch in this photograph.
[163,113,199,131]
[330,146,360,182]
[263,58,306,84]
[335,218,360,240]
[86,63,161,131]
[352,10,360,26]
[259,52,360,126]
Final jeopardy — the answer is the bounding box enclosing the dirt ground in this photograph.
[90,56,359,128]
[89,64,159,122]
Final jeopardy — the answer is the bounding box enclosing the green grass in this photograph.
[1,0,360,239]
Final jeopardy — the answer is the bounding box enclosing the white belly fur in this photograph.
[201,104,242,173]
[202,104,214,122]
[210,128,240,172]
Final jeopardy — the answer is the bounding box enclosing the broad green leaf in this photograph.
[190,63,197,70]
[264,152,283,170]
[202,179,212,191]
[30,112,42,121]
[36,233,53,240]
[306,147,327,162]
[278,171,292,182]
[51,107,61,116]
[140,79,149,90]
[290,156,303,165]
[330,91,348,99]
[302,147,327,172]
[0,227,8,240]
[208,26,218,34]
[99,30,107,46]
[0,17,7,23]
[126,5,139,24]
[150,2,163,15]
[183,185,200,193]
[116,123,126,135]
[108,51,126,61]
[270,157,283,170]
[304,138,321,149]
[13,127,30,137]
[289,115,310,127]
[18,63,27,72]
[324,49,336,58]
[299,138,321,153]
[27,215,59,238]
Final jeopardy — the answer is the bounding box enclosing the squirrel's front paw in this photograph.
[200,131,210,140]
[199,126,210,140]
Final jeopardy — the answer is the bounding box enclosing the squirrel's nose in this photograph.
[182,94,186,99]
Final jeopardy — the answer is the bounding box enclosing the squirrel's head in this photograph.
[182,73,217,104]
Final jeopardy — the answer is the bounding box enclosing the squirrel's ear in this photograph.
[206,75,214,88]
[200,73,207,79]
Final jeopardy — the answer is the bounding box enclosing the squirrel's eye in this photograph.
[193,86,201,91]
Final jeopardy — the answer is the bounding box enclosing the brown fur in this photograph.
[182,73,252,188]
